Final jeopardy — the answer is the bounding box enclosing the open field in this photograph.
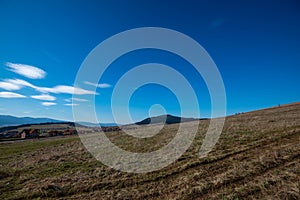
[0,103,300,199]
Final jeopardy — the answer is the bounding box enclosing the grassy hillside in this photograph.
[0,103,299,199]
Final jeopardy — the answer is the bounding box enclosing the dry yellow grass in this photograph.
[0,103,299,199]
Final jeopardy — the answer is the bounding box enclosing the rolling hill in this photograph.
[135,114,199,125]
[0,114,199,132]
[0,115,120,129]
[0,115,63,127]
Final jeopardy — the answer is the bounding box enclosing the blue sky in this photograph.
[0,0,299,123]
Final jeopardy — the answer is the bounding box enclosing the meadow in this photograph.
[0,103,299,199]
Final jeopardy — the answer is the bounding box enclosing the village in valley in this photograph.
[0,123,78,140]
[0,121,124,141]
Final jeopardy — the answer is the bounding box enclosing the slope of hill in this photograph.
[0,102,299,199]
[0,115,63,127]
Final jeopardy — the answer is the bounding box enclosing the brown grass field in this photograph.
[0,103,299,199]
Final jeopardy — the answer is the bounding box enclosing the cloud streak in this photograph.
[6,62,46,79]
[4,79,97,95]
[31,94,56,101]
[41,102,56,106]
[0,81,22,90]
[37,85,97,95]
[64,103,79,106]
[0,91,26,98]
[84,81,112,88]
[65,97,88,102]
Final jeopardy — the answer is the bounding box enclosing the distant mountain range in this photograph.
[0,115,63,127]
[135,114,200,125]
[0,114,201,129]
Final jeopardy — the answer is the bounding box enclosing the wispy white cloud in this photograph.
[0,81,22,90]
[6,62,46,79]
[0,91,26,98]
[64,103,79,106]
[5,79,97,95]
[64,98,71,103]
[5,79,34,88]
[37,85,97,95]
[31,94,56,101]
[84,81,112,88]
[65,97,88,102]
[41,102,56,106]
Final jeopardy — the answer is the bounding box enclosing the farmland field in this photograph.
[0,103,299,199]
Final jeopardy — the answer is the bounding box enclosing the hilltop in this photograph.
[135,114,199,125]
